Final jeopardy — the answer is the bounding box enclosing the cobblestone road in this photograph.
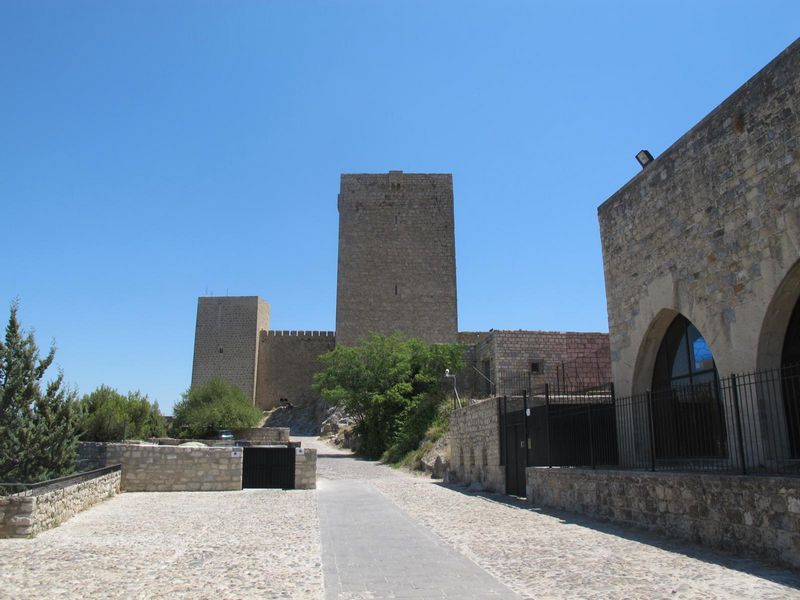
[0,489,323,599]
[1,437,799,600]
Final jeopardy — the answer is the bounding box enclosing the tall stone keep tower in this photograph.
[335,171,458,346]
[191,296,270,403]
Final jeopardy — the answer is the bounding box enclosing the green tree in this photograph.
[80,386,166,442]
[172,378,262,438]
[313,334,464,459]
[0,301,81,483]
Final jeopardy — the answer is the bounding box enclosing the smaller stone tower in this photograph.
[190,296,270,403]
[335,171,459,346]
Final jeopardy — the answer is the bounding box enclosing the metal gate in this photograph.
[504,410,527,497]
[242,447,296,489]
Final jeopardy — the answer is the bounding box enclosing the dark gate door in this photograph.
[242,447,296,489]
[504,411,527,497]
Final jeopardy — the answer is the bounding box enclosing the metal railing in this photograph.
[0,464,121,497]
[505,364,800,477]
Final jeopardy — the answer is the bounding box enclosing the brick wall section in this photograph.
[449,398,504,493]
[0,469,120,538]
[295,448,317,489]
[191,296,270,402]
[460,330,611,398]
[255,330,336,410]
[106,444,242,492]
[527,468,800,569]
[335,172,458,346]
[233,427,290,444]
[598,39,800,394]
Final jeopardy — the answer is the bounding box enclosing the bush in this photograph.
[172,378,262,438]
[80,386,166,442]
[313,334,464,460]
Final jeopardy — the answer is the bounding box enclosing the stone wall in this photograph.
[526,468,800,569]
[449,398,504,493]
[106,444,242,492]
[335,171,458,346]
[295,448,317,489]
[598,39,800,395]
[0,467,121,538]
[191,296,270,402]
[77,441,108,471]
[233,427,290,444]
[256,330,336,410]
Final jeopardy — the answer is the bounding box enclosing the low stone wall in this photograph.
[295,448,317,489]
[106,444,242,492]
[526,468,800,569]
[0,467,121,538]
[449,398,505,493]
[234,427,290,444]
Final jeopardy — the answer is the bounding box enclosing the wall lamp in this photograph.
[636,150,654,169]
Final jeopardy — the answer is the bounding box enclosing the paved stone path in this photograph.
[1,436,799,599]
[319,478,519,599]
[300,437,800,600]
[0,489,323,599]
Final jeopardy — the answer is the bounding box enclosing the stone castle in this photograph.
[191,171,610,427]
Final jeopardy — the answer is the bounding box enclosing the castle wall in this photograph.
[255,330,336,410]
[191,296,270,403]
[335,171,458,346]
[598,39,800,396]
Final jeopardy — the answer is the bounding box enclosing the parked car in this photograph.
[215,430,234,440]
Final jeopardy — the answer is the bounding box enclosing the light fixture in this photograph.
[636,150,654,168]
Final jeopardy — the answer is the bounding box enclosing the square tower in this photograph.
[191,296,270,403]
[335,171,458,346]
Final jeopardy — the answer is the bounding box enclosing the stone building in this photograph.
[598,39,800,465]
[191,171,610,426]
[336,172,458,346]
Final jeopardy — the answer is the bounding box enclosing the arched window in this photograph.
[652,315,718,391]
[650,315,727,460]
[782,297,800,457]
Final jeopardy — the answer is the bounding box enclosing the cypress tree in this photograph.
[0,301,81,483]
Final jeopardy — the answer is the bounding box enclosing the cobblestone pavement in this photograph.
[303,438,800,600]
[0,489,323,599]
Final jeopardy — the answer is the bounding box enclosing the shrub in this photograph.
[80,386,166,442]
[172,378,262,438]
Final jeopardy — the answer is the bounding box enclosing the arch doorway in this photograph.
[781,296,800,457]
[651,314,727,460]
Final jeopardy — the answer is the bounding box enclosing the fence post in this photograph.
[545,383,552,468]
[522,390,529,468]
[647,390,656,472]
[587,404,595,469]
[730,373,747,475]
[502,396,508,471]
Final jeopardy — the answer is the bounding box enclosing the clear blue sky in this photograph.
[2,2,798,413]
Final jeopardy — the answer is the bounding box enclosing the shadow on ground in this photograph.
[435,481,800,591]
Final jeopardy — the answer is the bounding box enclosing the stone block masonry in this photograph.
[256,330,336,410]
[191,296,270,402]
[233,427,290,444]
[449,398,504,493]
[0,466,121,538]
[335,172,458,346]
[527,468,800,569]
[295,448,317,489]
[106,444,243,492]
[598,39,800,394]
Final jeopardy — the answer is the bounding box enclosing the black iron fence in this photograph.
[0,464,121,497]
[501,364,800,477]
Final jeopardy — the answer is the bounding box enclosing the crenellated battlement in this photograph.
[262,330,336,338]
